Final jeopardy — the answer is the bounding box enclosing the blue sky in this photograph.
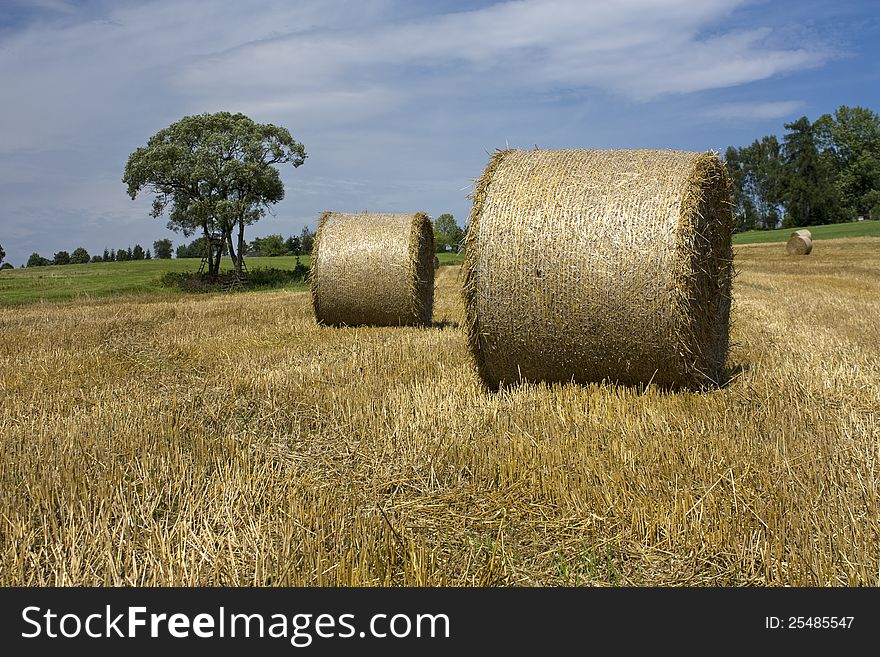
[1,0,878,266]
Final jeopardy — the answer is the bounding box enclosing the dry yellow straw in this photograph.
[463,149,735,389]
[311,212,434,326]
[786,232,813,255]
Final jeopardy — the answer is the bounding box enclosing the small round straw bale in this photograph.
[310,212,434,326]
[786,233,813,255]
[463,149,735,389]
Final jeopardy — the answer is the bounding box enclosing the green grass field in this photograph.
[733,219,880,244]
[0,252,467,306]
[0,256,311,306]
[436,251,465,266]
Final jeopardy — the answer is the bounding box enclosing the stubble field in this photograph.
[1,238,878,586]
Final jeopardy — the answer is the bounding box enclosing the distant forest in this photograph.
[725,105,880,231]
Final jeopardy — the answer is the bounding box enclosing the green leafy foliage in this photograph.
[781,116,844,227]
[70,247,90,264]
[727,105,880,230]
[284,235,301,255]
[249,234,287,257]
[159,263,309,292]
[300,226,314,255]
[176,237,228,258]
[153,239,173,259]
[27,253,50,267]
[433,213,464,252]
[123,112,306,276]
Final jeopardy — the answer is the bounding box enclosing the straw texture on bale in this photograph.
[310,212,434,326]
[463,149,735,389]
[791,229,812,240]
[786,233,813,255]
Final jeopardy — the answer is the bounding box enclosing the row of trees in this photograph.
[173,214,469,258]
[10,210,463,269]
[245,228,316,257]
[726,105,880,230]
[173,227,316,258]
[11,210,467,268]
[25,245,156,267]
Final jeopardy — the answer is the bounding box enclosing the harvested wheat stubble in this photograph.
[463,149,735,389]
[310,211,434,326]
[786,232,813,255]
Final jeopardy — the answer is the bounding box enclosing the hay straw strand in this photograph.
[462,149,735,389]
[311,212,434,326]
[786,234,813,255]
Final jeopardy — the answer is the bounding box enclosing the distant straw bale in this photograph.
[786,233,813,255]
[463,149,735,389]
[310,212,434,326]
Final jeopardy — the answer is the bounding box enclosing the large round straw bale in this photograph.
[310,212,434,326]
[463,149,735,389]
[786,233,812,255]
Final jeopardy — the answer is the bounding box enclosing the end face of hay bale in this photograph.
[310,212,434,326]
[463,149,734,389]
[786,234,813,255]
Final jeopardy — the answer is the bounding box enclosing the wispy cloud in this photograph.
[704,100,806,121]
[0,0,854,264]
[175,0,829,113]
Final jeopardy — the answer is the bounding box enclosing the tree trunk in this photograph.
[237,217,246,274]
[204,224,221,279]
[225,229,238,273]
[212,241,222,277]
[202,226,216,278]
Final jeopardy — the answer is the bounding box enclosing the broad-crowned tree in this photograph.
[124,112,306,276]
[153,239,173,259]
[70,247,90,264]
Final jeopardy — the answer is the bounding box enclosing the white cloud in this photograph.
[173,0,827,112]
[704,100,806,121]
[0,0,842,264]
[0,0,830,152]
